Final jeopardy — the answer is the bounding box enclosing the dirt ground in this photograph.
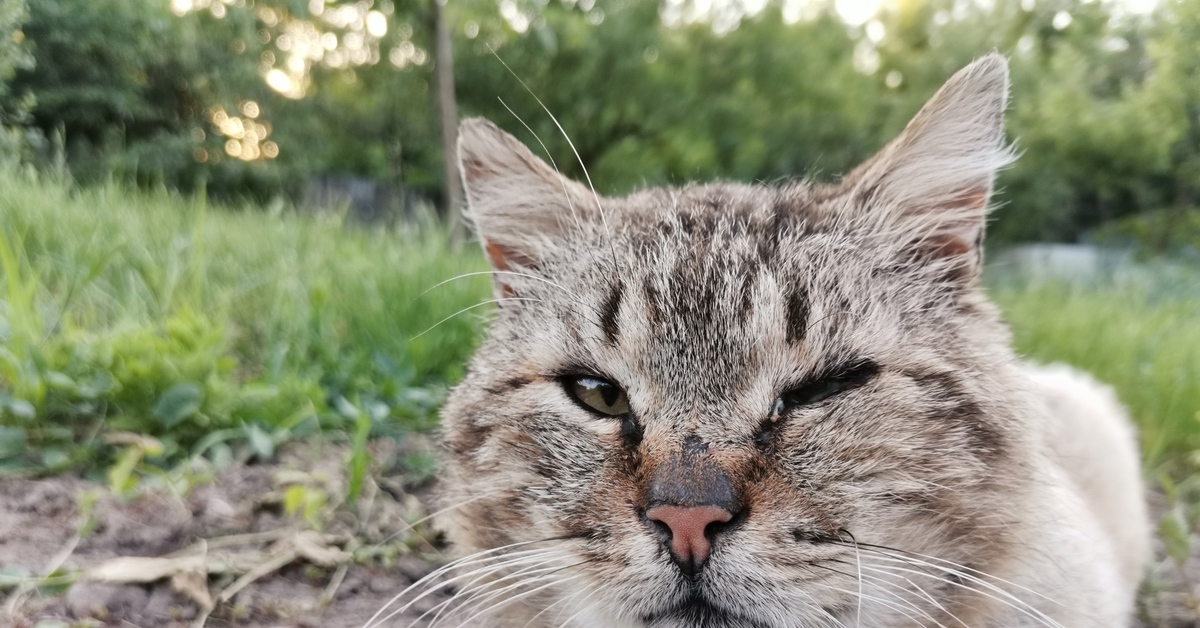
[0,438,1197,628]
[0,439,459,628]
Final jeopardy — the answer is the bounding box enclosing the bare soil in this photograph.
[0,438,1196,628]
[0,439,456,628]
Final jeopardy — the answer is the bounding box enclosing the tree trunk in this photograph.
[433,0,464,247]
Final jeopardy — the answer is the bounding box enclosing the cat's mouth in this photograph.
[640,591,767,628]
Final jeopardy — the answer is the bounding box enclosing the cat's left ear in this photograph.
[845,53,1014,279]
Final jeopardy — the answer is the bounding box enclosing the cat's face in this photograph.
[437,55,1035,627]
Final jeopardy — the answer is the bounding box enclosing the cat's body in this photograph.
[427,55,1149,628]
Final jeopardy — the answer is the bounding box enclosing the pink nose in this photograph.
[645,504,734,568]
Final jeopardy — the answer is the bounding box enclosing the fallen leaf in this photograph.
[88,554,206,584]
[289,531,350,567]
[170,570,214,609]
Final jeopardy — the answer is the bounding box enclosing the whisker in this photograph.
[858,565,962,626]
[848,532,863,627]
[449,573,585,628]
[497,97,586,234]
[487,46,622,278]
[365,494,490,553]
[864,559,1062,628]
[852,569,959,628]
[486,47,606,227]
[840,548,1064,628]
[818,583,935,628]
[840,540,1064,607]
[362,538,569,628]
[548,582,603,628]
[409,296,544,341]
[417,555,569,627]
[457,556,596,617]
[418,270,572,299]
[375,552,562,628]
[419,269,606,326]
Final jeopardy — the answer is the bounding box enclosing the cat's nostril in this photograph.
[648,517,672,541]
[704,515,735,540]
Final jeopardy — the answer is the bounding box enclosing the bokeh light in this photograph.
[205,103,277,162]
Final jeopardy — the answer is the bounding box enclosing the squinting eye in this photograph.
[564,376,631,417]
[776,360,879,414]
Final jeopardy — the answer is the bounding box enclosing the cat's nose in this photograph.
[644,437,744,576]
[645,504,735,572]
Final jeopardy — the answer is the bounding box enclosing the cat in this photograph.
[418,54,1150,628]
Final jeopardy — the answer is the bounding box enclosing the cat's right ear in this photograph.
[457,118,593,297]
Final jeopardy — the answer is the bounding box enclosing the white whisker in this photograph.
[450,574,584,628]
[409,297,544,341]
[819,584,935,628]
[862,556,1063,628]
[362,540,564,628]
[485,48,606,228]
[418,556,569,627]
[497,97,586,235]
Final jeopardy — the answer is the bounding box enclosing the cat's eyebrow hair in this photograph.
[599,279,624,345]
[545,358,607,380]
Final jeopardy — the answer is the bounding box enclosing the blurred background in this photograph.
[0,1,1198,625]
[1,0,1199,247]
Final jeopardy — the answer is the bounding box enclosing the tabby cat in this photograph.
[423,54,1149,628]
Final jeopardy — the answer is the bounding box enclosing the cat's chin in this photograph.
[638,600,748,628]
[637,592,766,628]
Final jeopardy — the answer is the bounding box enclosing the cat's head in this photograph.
[438,54,1036,627]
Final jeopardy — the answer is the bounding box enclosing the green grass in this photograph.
[989,262,1200,471]
[0,170,489,476]
[1,169,1197,483]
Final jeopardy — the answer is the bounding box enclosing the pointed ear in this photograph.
[847,53,1014,279]
[457,118,594,297]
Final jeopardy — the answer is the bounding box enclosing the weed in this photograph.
[0,170,488,478]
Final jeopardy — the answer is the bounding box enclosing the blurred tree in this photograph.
[162,0,450,210]
[0,0,30,161]
[8,0,292,197]
[871,0,1170,241]
[5,0,1198,245]
[433,0,464,243]
[1134,0,1200,251]
[1002,2,1169,242]
[454,0,877,194]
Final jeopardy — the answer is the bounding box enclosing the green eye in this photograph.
[565,376,631,417]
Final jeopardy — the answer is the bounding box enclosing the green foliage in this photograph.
[0,170,488,476]
[345,397,374,504]
[453,1,879,194]
[5,0,1200,244]
[6,0,289,197]
[1095,208,1200,255]
[283,482,329,528]
[0,0,29,162]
